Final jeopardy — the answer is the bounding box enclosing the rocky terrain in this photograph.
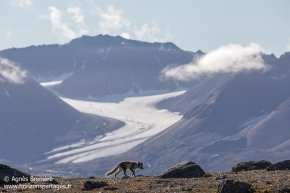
[1,161,290,193]
[1,170,290,193]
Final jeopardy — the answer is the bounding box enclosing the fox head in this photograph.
[137,161,144,169]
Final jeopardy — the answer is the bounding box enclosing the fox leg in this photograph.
[123,168,129,177]
[130,168,136,177]
[114,168,122,178]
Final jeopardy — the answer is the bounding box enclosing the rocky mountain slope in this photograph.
[119,52,290,173]
[0,35,196,98]
[0,58,123,164]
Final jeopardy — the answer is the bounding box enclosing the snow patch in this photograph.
[40,80,63,87]
[102,47,112,60]
[159,44,172,52]
[3,89,10,97]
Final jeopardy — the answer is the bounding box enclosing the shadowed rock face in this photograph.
[0,78,79,161]
[0,164,30,185]
[267,160,290,171]
[232,160,272,172]
[217,179,253,193]
[246,97,290,149]
[0,77,123,163]
[160,161,205,178]
[83,181,109,190]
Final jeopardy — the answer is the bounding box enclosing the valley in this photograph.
[44,90,185,164]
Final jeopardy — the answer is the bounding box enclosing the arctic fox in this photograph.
[106,161,144,178]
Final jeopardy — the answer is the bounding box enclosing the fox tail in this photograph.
[106,165,119,176]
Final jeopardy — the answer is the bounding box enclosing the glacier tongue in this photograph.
[45,91,185,164]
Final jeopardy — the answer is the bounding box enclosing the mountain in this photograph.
[106,52,290,174]
[2,35,289,176]
[30,53,290,177]
[247,97,290,149]
[0,58,122,164]
[246,52,290,149]
[0,35,195,98]
[156,74,233,114]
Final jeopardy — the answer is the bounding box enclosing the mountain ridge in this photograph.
[0,35,196,98]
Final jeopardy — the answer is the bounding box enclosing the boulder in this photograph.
[83,181,109,190]
[276,186,290,193]
[160,161,205,178]
[217,179,253,193]
[267,160,290,171]
[0,164,30,185]
[232,160,272,172]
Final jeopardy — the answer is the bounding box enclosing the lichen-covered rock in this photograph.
[232,160,272,172]
[160,161,205,178]
[217,179,253,193]
[276,186,290,193]
[83,180,108,190]
[267,160,290,171]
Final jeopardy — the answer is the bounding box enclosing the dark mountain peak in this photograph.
[68,34,126,47]
[196,50,205,55]
[262,53,278,64]
[279,52,290,59]
[153,42,180,52]
[67,34,182,51]
[190,49,205,58]
[0,34,190,84]
[1,44,57,54]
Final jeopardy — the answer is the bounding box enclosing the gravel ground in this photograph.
[1,170,290,193]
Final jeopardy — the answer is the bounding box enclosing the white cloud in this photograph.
[10,0,32,9]
[134,23,160,42]
[162,43,267,81]
[94,5,174,42]
[67,5,88,34]
[120,32,131,39]
[46,4,171,43]
[67,5,84,24]
[48,6,77,41]
[95,5,172,42]
[6,31,13,40]
[48,5,89,41]
[134,22,173,42]
[0,58,27,84]
[287,37,290,51]
[97,5,131,34]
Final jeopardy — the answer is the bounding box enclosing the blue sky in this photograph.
[1,0,290,55]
